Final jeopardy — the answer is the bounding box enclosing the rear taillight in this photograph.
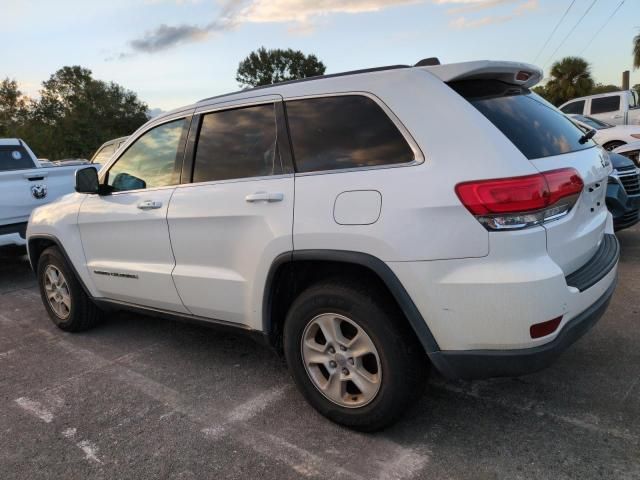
[455,168,583,231]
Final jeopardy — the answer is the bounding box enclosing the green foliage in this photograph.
[236,47,326,88]
[0,79,28,137]
[542,57,594,106]
[634,31,640,70]
[2,66,148,160]
[591,84,621,94]
[633,83,640,94]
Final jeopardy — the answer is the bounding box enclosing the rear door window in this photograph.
[590,96,621,114]
[449,80,594,160]
[560,100,585,115]
[285,95,414,173]
[193,103,282,183]
[0,146,35,171]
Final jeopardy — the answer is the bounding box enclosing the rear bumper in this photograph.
[388,230,619,379]
[429,278,616,379]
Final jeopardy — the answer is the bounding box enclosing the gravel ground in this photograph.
[0,227,638,480]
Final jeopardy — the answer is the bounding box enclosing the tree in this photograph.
[544,57,594,106]
[633,83,640,94]
[27,66,148,159]
[236,47,326,88]
[633,31,640,70]
[591,84,620,94]
[532,85,550,101]
[0,79,27,137]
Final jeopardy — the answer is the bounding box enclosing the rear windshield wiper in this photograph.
[579,128,596,144]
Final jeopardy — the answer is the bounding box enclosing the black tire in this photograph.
[603,140,625,152]
[283,281,429,431]
[37,246,103,332]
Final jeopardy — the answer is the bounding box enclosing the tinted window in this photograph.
[107,118,185,192]
[285,96,414,173]
[193,104,280,183]
[560,100,584,114]
[450,80,594,160]
[92,144,115,164]
[0,146,34,171]
[590,96,620,114]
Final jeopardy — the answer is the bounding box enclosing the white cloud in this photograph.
[448,0,537,29]
[124,0,538,54]
[237,0,424,24]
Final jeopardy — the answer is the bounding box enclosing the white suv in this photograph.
[27,60,619,431]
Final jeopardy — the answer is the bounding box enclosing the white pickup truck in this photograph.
[560,90,640,126]
[0,139,96,247]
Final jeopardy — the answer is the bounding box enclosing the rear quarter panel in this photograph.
[289,69,540,261]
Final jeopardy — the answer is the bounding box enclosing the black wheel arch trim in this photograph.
[262,249,441,354]
[27,234,93,297]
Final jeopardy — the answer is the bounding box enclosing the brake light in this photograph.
[455,168,583,231]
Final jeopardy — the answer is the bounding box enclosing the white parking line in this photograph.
[14,397,54,423]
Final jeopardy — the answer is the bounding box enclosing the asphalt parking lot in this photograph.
[0,230,638,480]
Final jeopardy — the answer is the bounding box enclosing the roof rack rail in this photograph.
[197,64,410,103]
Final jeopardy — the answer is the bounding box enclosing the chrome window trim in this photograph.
[195,94,283,116]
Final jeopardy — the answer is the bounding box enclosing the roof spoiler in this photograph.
[415,57,441,67]
[419,60,543,89]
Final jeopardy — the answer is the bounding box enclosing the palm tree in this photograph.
[633,31,640,69]
[544,57,594,106]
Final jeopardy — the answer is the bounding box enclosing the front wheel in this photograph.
[283,282,428,431]
[37,247,103,332]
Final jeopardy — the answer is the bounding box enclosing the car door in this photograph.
[78,114,192,313]
[167,97,294,328]
[589,95,624,124]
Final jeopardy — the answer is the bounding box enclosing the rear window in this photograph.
[449,80,594,160]
[590,96,620,114]
[0,146,35,171]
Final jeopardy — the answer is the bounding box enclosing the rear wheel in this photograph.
[283,282,428,431]
[37,247,103,332]
[603,140,625,151]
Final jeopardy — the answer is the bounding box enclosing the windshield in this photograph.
[449,80,595,160]
[0,146,35,172]
[573,115,612,130]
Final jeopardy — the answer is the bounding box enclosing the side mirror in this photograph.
[75,167,100,194]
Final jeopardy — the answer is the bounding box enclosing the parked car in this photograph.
[613,141,640,168]
[90,136,128,164]
[27,60,619,431]
[0,139,96,248]
[606,152,640,231]
[568,114,640,151]
[559,90,640,126]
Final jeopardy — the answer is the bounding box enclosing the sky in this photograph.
[1,0,639,112]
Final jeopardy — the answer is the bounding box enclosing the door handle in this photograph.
[245,192,284,203]
[612,114,623,119]
[137,200,163,210]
